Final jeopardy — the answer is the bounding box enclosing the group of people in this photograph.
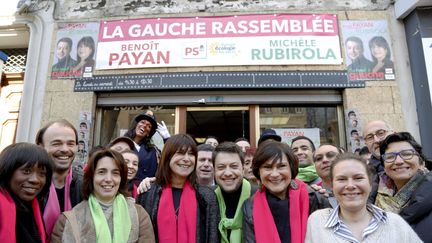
[0,112,431,243]
[51,36,96,77]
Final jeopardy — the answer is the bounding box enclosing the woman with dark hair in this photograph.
[120,149,139,198]
[124,112,160,185]
[51,149,155,242]
[373,132,432,242]
[306,153,422,243]
[73,36,96,74]
[369,36,394,74]
[0,143,54,243]
[137,134,220,243]
[242,141,310,243]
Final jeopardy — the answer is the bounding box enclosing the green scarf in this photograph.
[88,194,131,243]
[297,164,319,183]
[215,179,251,243]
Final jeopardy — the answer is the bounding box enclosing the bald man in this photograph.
[363,120,393,174]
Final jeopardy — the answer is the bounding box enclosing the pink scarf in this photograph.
[157,181,197,243]
[43,169,73,237]
[253,179,309,243]
[0,189,46,243]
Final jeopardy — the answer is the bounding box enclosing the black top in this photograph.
[172,187,183,217]
[11,194,42,243]
[221,184,242,219]
[266,190,291,243]
[55,186,65,212]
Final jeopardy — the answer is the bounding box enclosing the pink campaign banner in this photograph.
[99,14,339,41]
[96,14,342,69]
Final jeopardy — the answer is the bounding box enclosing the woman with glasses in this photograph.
[374,132,432,242]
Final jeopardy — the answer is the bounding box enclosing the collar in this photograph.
[325,204,387,229]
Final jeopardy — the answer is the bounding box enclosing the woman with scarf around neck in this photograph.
[372,132,432,243]
[137,134,220,243]
[305,153,422,243]
[51,149,155,243]
[0,143,53,243]
[243,141,310,243]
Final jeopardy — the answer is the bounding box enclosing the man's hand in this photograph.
[157,121,171,139]
[137,177,156,194]
[310,184,329,198]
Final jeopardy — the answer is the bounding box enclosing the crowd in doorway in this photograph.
[1,111,431,243]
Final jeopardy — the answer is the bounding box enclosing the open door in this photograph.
[186,106,250,143]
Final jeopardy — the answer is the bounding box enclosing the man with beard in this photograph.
[35,119,83,237]
[291,136,321,185]
[213,142,256,243]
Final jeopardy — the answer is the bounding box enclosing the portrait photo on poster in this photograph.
[341,20,395,82]
[51,22,100,79]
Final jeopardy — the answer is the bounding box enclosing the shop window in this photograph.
[98,106,175,150]
[259,106,339,147]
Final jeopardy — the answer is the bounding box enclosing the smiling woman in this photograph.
[243,141,310,243]
[137,134,220,243]
[51,149,155,243]
[0,143,54,243]
[305,153,423,243]
[373,132,432,242]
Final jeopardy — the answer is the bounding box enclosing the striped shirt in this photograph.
[324,204,388,243]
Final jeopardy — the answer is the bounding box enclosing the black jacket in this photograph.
[41,169,83,210]
[137,183,220,243]
[398,172,432,243]
[242,185,330,243]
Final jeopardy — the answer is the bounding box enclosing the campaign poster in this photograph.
[51,22,99,79]
[341,20,395,81]
[274,128,321,148]
[345,108,365,152]
[73,111,92,171]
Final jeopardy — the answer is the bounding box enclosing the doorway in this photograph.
[186,106,250,143]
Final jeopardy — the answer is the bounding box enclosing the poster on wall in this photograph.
[273,128,321,148]
[422,38,432,107]
[96,14,342,69]
[345,108,365,152]
[340,20,395,82]
[51,22,100,79]
[74,111,92,171]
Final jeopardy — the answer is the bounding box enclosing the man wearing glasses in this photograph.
[363,120,394,174]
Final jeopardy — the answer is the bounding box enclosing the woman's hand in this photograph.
[157,121,171,139]
[137,177,156,194]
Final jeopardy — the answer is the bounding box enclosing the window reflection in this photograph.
[259,106,339,146]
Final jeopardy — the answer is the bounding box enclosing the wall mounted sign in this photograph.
[341,20,395,81]
[74,71,364,92]
[96,14,342,69]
